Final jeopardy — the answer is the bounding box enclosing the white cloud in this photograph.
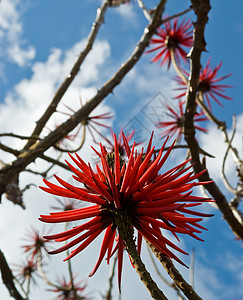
[0,0,35,66]
[115,3,137,21]
[0,39,111,148]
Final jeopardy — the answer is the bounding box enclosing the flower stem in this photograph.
[170,49,188,84]
[64,222,76,296]
[116,214,168,300]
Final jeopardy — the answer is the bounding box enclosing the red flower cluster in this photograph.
[147,18,193,68]
[39,133,213,290]
[157,101,208,142]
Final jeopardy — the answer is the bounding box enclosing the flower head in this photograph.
[59,99,113,146]
[174,58,232,109]
[146,18,193,68]
[21,227,51,261]
[12,259,38,285]
[157,101,208,142]
[51,198,84,212]
[39,133,213,290]
[102,128,137,157]
[48,274,90,300]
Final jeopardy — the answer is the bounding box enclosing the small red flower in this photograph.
[48,274,90,300]
[174,58,232,109]
[12,259,38,285]
[51,198,84,212]
[59,100,113,146]
[39,133,213,290]
[146,18,193,68]
[21,227,51,261]
[157,101,208,142]
[47,122,82,151]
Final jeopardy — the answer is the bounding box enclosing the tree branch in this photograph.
[0,0,168,201]
[184,0,243,240]
[0,250,24,300]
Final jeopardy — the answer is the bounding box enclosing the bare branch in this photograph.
[0,250,24,300]
[23,0,110,151]
[148,243,202,300]
[146,244,185,300]
[221,115,238,193]
[0,133,40,140]
[137,0,152,21]
[184,0,243,240]
[0,0,169,201]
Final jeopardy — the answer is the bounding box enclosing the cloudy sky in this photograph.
[0,0,243,299]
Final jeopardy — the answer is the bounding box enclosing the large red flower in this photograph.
[157,101,208,142]
[39,133,213,290]
[146,18,193,68]
[174,58,232,109]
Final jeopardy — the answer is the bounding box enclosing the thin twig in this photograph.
[170,49,188,84]
[0,133,40,140]
[189,248,195,289]
[162,7,192,24]
[137,0,152,21]
[0,142,20,156]
[221,115,238,193]
[36,252,58,289]
[104,253,118,300]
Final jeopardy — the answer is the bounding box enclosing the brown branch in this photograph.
[148,243,202,300]
[0,142,20,156]
[103,253,118,300]
[0,0,169,201]
[0,250,24,300]
[0,133,40,140]
[184,0,243,240]
[116,215,168,300]
[146,244,186,300]
[23,0,110,151]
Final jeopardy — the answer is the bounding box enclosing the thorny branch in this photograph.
[0,0,168,202]
[148,243,202,300]
[184,0,243,241]
[23,0,111,151]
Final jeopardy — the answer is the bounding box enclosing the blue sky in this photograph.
[0,0,243,299]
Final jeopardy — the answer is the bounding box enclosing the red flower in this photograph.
[157,101,208,142]
[47,122,82,151]
[51,198,84,212]
[59,100,113,146]
[146,18,193,68]
[12,259,38,285]
[21,227,51,261]
[39,133,213,290]
[175,58,232,109]
[48,274,90,300]
[102,128,137,156]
